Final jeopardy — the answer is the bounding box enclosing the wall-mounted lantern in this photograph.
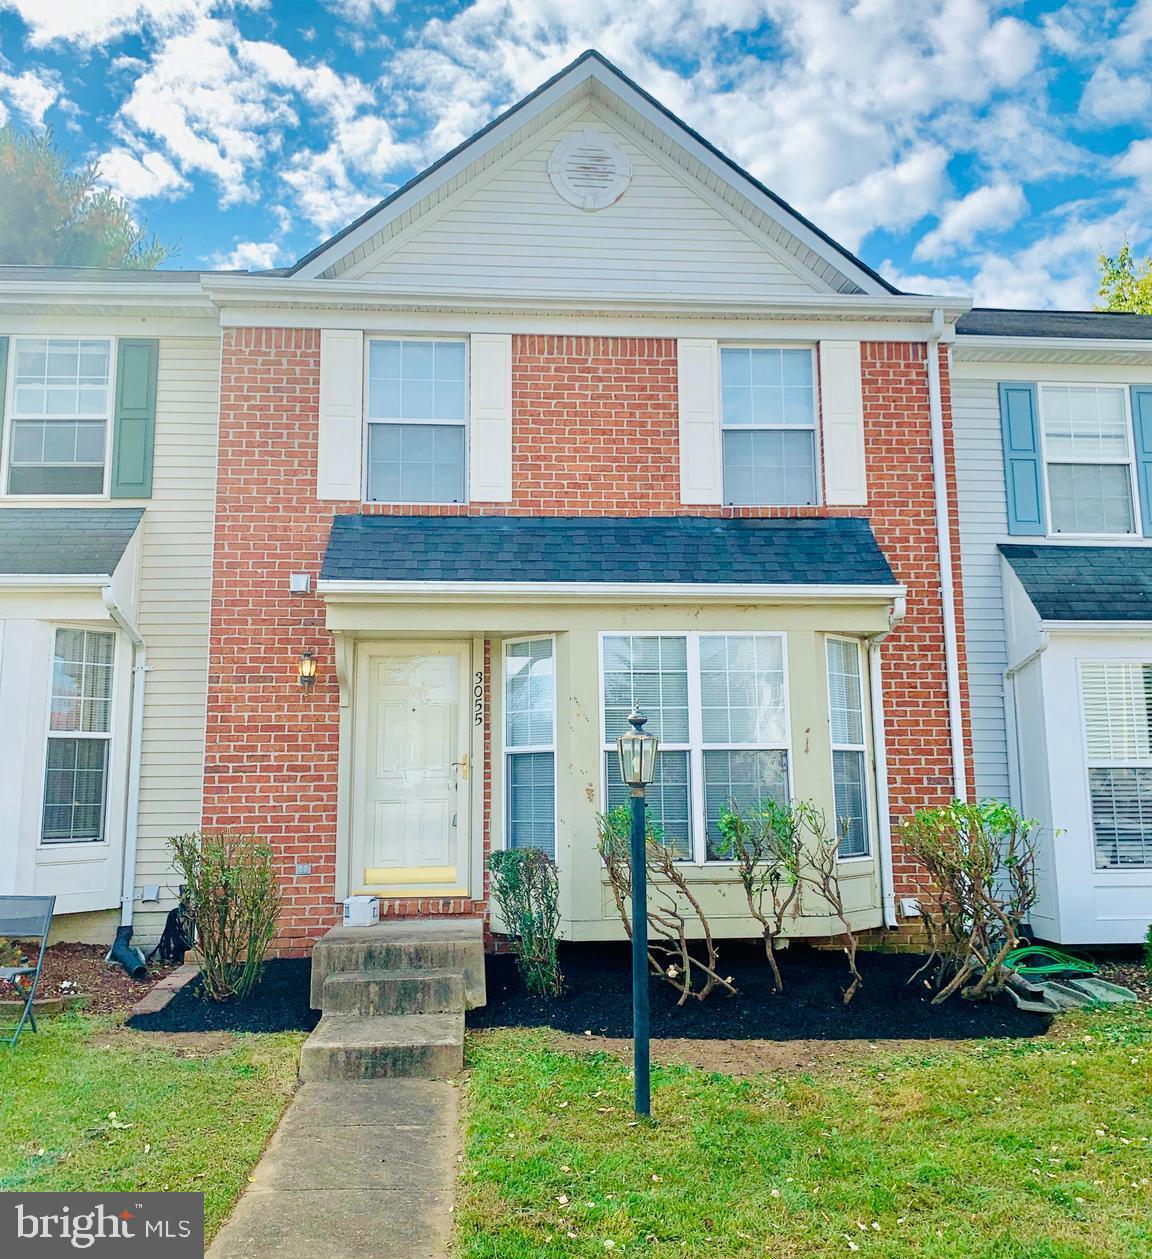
[298,650,318,690]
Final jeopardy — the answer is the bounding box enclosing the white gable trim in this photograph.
[290,54,893,296]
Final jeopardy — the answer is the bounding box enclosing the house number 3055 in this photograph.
[474,671,484,726]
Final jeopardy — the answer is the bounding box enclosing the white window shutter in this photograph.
[469,333,513,502]
[678,338,722,505]
[317,329,364,500]
[819,340,867,506]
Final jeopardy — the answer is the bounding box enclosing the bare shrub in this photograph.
[899,800,1039,1003]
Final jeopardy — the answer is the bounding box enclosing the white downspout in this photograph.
[870,595,905,928]
[927,309,968,802]
[101,584,148,963]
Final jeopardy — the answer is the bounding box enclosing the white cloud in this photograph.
[0,68,62,127]
[320,0,395,18]
[914,182,1027,262]
[97,145,188,199]
[818,146,951,252]
[1080,65,1152,125]
[0,0,231,48]
[209,239,282,269]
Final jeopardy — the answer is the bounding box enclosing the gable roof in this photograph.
[0,508,143,577]
[320,515,898,589]
[289,50,897,296]
[1000,544,1152,622]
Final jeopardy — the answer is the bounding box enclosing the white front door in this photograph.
[351,642,472,896]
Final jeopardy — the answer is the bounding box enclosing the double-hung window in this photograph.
[602,633,790,862]
[42,628,115,843]
[1081,661,1152,868]
[1040,385,1138,535]
[504,638,556,857]
[6,337,112,495]
[365,338,467,503]
[826,638,870,858]
[720,346,818,506]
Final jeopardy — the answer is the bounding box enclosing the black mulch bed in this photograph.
[127,959,320,1034]
[468,942,1052,1041]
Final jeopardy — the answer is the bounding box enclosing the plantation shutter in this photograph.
[1081,661,1152,868]
[1130,387,1152,538]
[469,333,513,502]
[999,382,1046,535]
[109,338,159,499]
[317,329,364,500]
[677,338,723,505]
[819,340,867,506]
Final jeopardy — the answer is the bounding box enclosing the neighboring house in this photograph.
[0,267,220,952]
[198,51,974,954]
[953,309,1152,944]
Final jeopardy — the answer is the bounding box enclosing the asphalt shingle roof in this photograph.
[0,508,144,576]
[321,515,897,587]
[958,308,1152,340]
[0,266,230,284]
[1000,544,1152,621]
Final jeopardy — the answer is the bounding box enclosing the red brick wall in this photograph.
[204,329,971,951]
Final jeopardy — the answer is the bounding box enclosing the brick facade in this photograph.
[204,329,971,952]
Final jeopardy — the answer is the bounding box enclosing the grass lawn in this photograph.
[0,1013,303,1240]
[458,1007,1152,1259]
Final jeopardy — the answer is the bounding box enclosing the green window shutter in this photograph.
[1131,386,1152,538]
[999,381,1046,536]
[110,338,159,499]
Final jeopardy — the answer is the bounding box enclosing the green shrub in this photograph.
[168,831,282,1002]
[488,848,563,997]
[1144,924,1152,976]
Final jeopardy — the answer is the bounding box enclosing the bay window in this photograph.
[504,638,556,857]
[826,637,870,858]
[602,632,791,862]
[365,338,467,503]
[6,337,112,495]
[1040,385,1138,535]
[1081,660,1152,868]
[42,628,115,843]
[720,346,818,507]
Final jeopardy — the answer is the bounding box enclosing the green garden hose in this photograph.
[1004,945,1098,978]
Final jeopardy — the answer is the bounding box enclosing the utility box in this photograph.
[342,895,380,927]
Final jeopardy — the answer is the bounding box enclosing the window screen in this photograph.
[504,638,555,857]
[1082,661,1152,868]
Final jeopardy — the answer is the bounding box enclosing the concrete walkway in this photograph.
[207,1080,458,1259]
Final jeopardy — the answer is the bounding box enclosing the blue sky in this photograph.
[0,0,1149,306]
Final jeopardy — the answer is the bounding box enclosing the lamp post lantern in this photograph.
[616,708,659,1117]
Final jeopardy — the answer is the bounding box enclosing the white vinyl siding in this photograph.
[366,339,467,504]
[826,637,870,858]
[952,377,1013,801]
[342,104,837,300]
[720,347,818,506]
[504,637,556,857]
[1040,385,1139,536]
[1082,661,1152,868]
[601,632,791,863]
[5,337,113,496]
[42,628,115,843]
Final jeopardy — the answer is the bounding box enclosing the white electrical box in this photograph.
[343,895,379,927]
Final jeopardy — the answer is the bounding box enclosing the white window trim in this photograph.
[2,335,117,502]
[38,624,119,848]
[362,333,470,507]
[500,634,558,854]
[718,342,823,508]
[826,634,873,863]
[597,630,795,866]
[1037,381,1142,540]
[1077,656,1152,871]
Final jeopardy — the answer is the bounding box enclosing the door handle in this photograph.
[451,754,469,782]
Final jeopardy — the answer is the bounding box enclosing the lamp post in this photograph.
[616,708,659,1117]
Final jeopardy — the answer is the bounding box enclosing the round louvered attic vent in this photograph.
[548,130,633,211]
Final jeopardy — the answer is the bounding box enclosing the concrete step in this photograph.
[321,969,465,1016]
[299,1013,464,1082]
[309,919,486,1011]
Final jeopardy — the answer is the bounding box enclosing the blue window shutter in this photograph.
[110,338,158,499]
[1132,386,1152,538]
[999,382,1046,536]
